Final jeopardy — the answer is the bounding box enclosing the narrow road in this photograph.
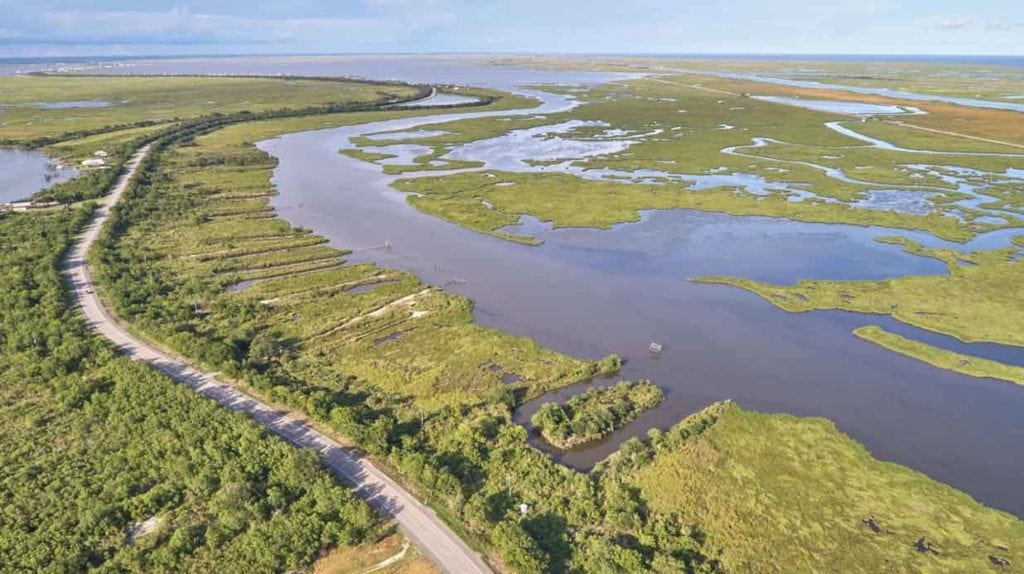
[64,145,491,574]
[886,120,1024,151]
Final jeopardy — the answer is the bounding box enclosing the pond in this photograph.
[32,100,114,109]
[0,148,77,203]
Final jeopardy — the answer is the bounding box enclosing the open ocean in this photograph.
[1,53,1022,77]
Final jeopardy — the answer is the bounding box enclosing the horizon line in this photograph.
[3,51,1024,61]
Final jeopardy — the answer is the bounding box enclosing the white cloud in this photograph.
[0,1,1020,56]
[0,4,452,47]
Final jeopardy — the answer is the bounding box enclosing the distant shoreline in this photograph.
[2,52,1022,66]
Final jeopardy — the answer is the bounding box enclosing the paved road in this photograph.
[64,145,491,574]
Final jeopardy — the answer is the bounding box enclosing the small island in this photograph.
[531,380,664,449]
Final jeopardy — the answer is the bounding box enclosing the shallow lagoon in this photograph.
[0,148,77,203]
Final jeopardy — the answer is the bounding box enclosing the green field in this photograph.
[855,326,1024,387]
[0,74,424,144]
[623,402,1024,573]
[90,75,1023,572]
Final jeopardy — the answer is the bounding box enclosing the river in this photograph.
[256,85,1024,519]
[46,54,1024,517]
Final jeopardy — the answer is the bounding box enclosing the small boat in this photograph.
[649,342,663,354]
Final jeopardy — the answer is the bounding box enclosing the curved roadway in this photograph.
[64,145,491,574]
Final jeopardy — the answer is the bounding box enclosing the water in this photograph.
[65,54,642,90]
[383,113,1024,225]
[712,71,1024,114]
[636,54,1024,69]
[33,100,113,109]
[259,92,1024,517]
[852,190,936,215]
[752,96,924,116]
[365,129,449,141]
[444,120,635,168]
[0,56,135,76]
[719,124,1024,221]
[397,92,481,107]
[0,149,77,203]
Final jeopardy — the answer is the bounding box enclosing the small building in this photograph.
[93,150,109,158]
[81,158,106,168]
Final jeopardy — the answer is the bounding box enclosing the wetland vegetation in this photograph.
[5,62,1024,572]
[342,65,1024,399]
[620,402,1024,573]
[354,73,1024,248]
[92,74,1023,571]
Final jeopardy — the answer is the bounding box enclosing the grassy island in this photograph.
[532,381,664,449]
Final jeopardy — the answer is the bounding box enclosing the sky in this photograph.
[0,0,1022,58]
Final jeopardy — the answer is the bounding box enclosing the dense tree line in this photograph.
[531,381,664,449]
[0,119,167,149]
[0,207,382,570]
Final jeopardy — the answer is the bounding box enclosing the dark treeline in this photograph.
[94,107,722,573]
[4,75,497,149]
[0,209,382,571]
[0,119,167,150]
[27,82,442,204]
[531,381,665,449]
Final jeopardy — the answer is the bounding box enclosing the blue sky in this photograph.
[1,0,1021,57]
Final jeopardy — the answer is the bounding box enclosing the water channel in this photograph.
[255,82,1024,518]
[46,55,1024,517]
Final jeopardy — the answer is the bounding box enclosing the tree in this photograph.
[492,520,549,574]
[248,331,283,365]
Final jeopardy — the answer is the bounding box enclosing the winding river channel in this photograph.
[64,56,1024,517]
[253,88,1024,520]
